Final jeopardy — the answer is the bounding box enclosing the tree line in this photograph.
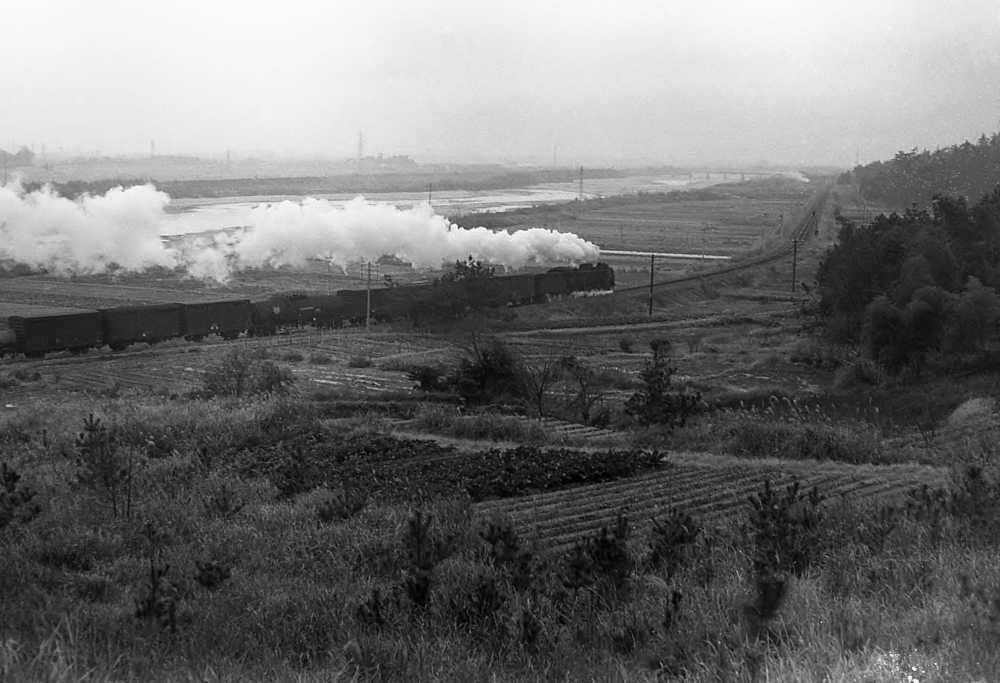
[817,188,1000,372]
[847,132,1000,208]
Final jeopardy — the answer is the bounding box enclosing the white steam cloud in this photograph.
[0,182,177,275]
[0,183,601,281]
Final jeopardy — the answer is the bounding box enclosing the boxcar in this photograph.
[534,270,570,301]
[503,273,537,305]
[101,303,182,350]
[180,299,251,341]
[8,308,104,358]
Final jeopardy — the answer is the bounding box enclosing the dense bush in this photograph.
[624,346,702,430]
[818,190,1000,366]
[200,348,295,398]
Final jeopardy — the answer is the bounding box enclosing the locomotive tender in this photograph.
[0,263,614,358]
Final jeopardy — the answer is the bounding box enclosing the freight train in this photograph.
[0,263,614,358]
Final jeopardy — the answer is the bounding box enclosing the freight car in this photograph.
[102,303,182,351]
[182,300,252,341]
[0,263,614,358]
[6,308,104,358]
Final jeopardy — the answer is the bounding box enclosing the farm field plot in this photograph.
[501,305,822,394]
[474,454,946,556]
[0,274,234,310]
[0,328,456,405]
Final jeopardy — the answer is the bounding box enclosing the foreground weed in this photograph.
[356,587,399,631]
[193,559,231,591]
[316,484,369,523]
[202,481,246,518]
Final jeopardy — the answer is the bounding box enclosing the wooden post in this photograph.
[366,262,372,333]
[648,253,655,316]
[791,239,798,293]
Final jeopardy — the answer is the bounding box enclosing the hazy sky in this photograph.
[3,0,999,167]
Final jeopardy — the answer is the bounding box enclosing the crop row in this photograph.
[235,433,666,504]
[474,458,942,555]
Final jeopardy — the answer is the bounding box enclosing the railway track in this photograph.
[612,183,831,296]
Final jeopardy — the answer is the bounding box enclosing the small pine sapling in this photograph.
[134,523,178,632]
[403,510,436,608]
[0,462,39,529]
[647,508,701,581]
[75,414,136,519]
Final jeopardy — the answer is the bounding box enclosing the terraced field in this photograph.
[0,327,455,405]
[473,454,946,555]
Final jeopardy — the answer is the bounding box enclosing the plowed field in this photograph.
[473,454,945,555]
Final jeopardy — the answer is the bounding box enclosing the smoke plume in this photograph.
[0,183,601,280]
[0,182,177,275]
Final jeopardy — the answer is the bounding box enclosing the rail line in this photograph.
[611,182,831,296]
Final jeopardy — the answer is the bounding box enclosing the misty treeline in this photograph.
[846,132,1000,208]
[19,167,632,201]
[817,188,1000,371]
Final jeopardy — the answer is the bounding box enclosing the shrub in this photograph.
[348,355,372,369]
[454,337,525,406]
[408,365,449,392]
[308,352,333,365]
[201,348,295,398]
[625,355,702,430]
[279,351,304,362]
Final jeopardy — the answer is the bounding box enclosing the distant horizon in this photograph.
[4,146,861,173]
[5,1,997,175]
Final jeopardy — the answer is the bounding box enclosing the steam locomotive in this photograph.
[0,263,614,359]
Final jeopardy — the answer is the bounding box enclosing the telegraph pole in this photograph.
[366,262,372,333]
[791,239,798,293]
[579,166,584,200]
[648,254,655,316]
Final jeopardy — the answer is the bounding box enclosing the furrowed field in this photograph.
[2,176,1000,682]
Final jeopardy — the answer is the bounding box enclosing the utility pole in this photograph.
[366,262,372,333]
[791,239,798,293]
[648,253,655,316]
[579,166,584,201]
[428,183,432,204]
